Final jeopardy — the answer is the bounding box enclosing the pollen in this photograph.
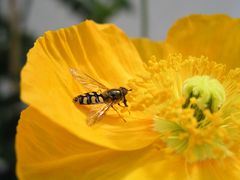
[128,54,240,163]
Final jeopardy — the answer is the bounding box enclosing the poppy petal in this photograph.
[125,156,240,180]
[132,38,169,62]
[166,14,240,68]
[16,107,155,179]
[20,21,153,150]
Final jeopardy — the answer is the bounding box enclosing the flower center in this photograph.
[128,54,240,163]
[182,75,225,122]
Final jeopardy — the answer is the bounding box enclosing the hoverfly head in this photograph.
[120,87,132,96]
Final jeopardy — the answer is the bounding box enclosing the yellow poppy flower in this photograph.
[16,14,240,180]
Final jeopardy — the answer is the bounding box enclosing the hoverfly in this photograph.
[70,68,131,126]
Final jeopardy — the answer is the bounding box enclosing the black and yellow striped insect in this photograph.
[70,68,131,126]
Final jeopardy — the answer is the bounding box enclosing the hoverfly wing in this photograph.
[87,102,113,126]
[69,68,108,91]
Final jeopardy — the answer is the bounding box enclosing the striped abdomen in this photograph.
[73,92,105,105]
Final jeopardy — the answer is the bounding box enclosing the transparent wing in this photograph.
[69,68,108,91]
[87,102,113,126]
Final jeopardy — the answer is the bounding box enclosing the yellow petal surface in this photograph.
[16,107,155,180]
[131,38,169,62]
[17,108,240,179]
[166,14,240,68]
[20,20,154,150]
[125,155,240,180]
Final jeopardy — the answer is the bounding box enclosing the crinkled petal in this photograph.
[20,21,153,150]
[131,38,169,62]
[166,14,240,68]
[16,107,156,180]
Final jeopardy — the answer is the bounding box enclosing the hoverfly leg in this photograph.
[111,105,127,123]
[118,101,130,115]
[123,97,128,107]
[117,102,125,107]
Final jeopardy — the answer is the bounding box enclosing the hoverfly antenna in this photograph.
[128,88,132,91]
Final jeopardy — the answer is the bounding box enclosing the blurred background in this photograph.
[1,0,240,179]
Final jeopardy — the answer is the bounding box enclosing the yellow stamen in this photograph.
[128,54,240,162]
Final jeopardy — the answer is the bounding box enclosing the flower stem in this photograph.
[140,0,149,37]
